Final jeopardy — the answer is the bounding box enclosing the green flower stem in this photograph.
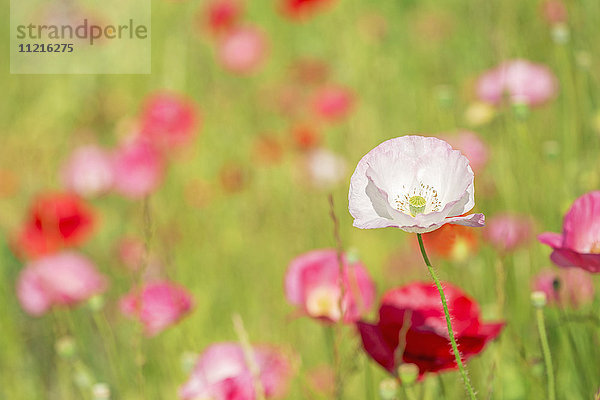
[416,233,478,400]
[536,307,556,400]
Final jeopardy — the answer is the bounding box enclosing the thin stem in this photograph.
[233,314,266,400]
[364,355,374,400]
[416,233,478,400]
[328,194,345,400]
[536,307,556,400]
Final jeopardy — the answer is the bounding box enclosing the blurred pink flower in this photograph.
[17,251,107,316]
[203,0,243,36]
[533,268,594,308]
[441,131,489,173]
[312,86,354,122]
[218,27,267,74]
[539,191,600,273]
[120,281,193,337]
[61,145,114,197]
[139,92,199,151]
[484,214,533,252]
[116,237,146,271]
[179,342,293,400]
[476,59,558,107]
[285,249,376,323]
[112,139,165,199]
[542,0,567,24]
[349,136,484,233]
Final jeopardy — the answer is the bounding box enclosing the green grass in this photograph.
[1,0,600,398]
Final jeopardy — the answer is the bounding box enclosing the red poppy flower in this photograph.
[357,282,503,377]
[291,124,321,150]
[420,223,479,262]
[203,0,243,36]
[14,193,95,259]
[281,0,336,20]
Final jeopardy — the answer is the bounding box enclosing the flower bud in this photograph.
[88,295,105,311]
[398,363,419,385]
[92,383,110,399]
[551,23,570,44]
[531,291,548,308]
[73,366,93,388]
[379,378,398,400]
[55,336,77,359]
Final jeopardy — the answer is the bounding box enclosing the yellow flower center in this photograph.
[306,286,341,320]
[409,195,426,216]
[591,242,600,254]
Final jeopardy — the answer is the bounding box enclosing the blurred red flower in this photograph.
[290,124,321,150]
[541,0,567,24]
[280,0,336,20]
[291,58,329,86]
[253,135,284,165]
[14,192,95,259]
[357,282,503,377]
[139,92,199,151]
[203,0,243,36]
[120,280,194,337]
[420,224,479,262]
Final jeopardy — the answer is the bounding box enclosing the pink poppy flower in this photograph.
[280,0,335,20]
[179,342,293,400]
[203,0,243,36]
[542,0,567,24]
[441,131,489,173]
[17,251,107,316]
[312,86,354,122]
[285,249,375,323]
[476,59,558,107]
[538,191,600,273]
[120,281,193,337]
[218,27,267,74]
[348,135,485,233]
[61,145,114,197]
[533,268,594,308]
[357,282,503,377]
[115,237,146,271]
[112,139,165,199]
[484,214,533,252]
[139,92,199,151]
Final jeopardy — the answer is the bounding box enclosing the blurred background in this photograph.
[1,0,600,399]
